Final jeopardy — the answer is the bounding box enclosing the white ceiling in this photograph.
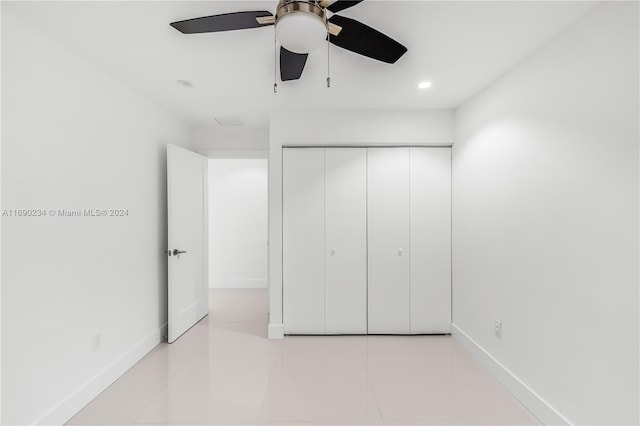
[4,1,598,128]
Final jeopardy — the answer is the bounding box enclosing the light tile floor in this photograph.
[67,289,540,425]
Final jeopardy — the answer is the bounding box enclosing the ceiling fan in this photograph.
[170,0,407,82]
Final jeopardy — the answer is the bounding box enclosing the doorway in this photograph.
[207,158,269,325]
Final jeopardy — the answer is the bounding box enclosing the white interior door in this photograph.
[282,148,325,334]
[325,148,367,334]
[367,148,411,334]
[410,148,452,334]
[167,144,208,343]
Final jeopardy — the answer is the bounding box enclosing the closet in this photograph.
[282,146,451,335]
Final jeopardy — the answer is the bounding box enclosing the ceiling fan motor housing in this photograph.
[276,0,326,19]
[275,0,328,54]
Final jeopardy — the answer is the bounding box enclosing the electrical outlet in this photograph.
[92,333,102,351]
[494,320,502,338]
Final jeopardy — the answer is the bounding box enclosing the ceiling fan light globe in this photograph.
[276,12,327,54]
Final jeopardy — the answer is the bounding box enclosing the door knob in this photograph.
[173,249,187,256]
[331,248,336,256]
[398,248,403,256]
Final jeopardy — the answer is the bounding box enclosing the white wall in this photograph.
[192,126,269,159]
[1,11,192,425]
[268,109,454,338]
[452,2,639,425]
[209,159,268,289]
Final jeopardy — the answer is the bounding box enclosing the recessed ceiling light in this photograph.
[418,81,432,89]
[176,80,193,88]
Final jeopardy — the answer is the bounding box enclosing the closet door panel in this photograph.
[283,148,325,334]
[325,148,367,334]
[367,148,411,334]
[410,148,452,334]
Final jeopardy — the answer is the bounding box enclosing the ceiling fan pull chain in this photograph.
[274,31,278,93]
[326,36,331,88]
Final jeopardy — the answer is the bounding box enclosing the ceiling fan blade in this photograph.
[328,15,407,64]
[170,11,274,34]
[280,47,308,81]
[326,1,365,13]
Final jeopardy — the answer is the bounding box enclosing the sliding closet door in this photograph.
[367,148,411,334]
[410,148,452,334]
[325,148,367,334]
[283,148,325,334]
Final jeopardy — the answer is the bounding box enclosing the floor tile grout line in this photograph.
[357,337,386,424]
[256,383,270,425]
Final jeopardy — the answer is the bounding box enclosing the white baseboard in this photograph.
[34,324,166,425]
[268,323,284,339]
[210,278,267,289]
[451,324,571,426]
